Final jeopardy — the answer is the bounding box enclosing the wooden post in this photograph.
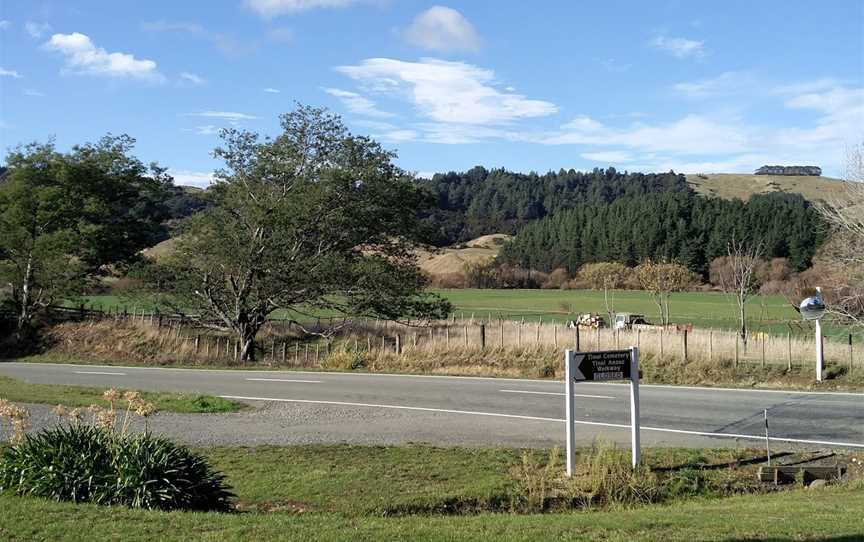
[734,334,739,368]
[536,322,541,344]
[233,341,239,361]
[682,330,688,361]
[396,334,402,355]
[709,331,713,362]
[270,339,276,361]
[500,321,504,348]
[553,325,558,348]
[849,334,854,376]
[305,344,309,364]
[596,326,601,350]
[480,324,486,350]
[464,326,469,348]
[636,328,640,349]
[518,324,522,347]
[446,327,451,348]
[575,325,581,350]
[761,335,766,369]
[787,333,792,371]
[194,335,200,355]
[204,337,210,358]
[281,341,287,363]
[659,328,664,358]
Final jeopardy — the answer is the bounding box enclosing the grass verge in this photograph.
[0,443,862,541]
[0,375,245,413]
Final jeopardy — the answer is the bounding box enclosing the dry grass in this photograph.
[686,173,847,202]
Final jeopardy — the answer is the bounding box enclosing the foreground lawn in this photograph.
[0,376,245,413]
[1,483,861,541]
[1,443,861,540]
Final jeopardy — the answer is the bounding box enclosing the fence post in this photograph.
[446,327,451,348]
[659,328,664,359]
[554,324,558,348]
[709,331,713,362]
[596,326,601,350]
[500,322,504,348]
[734,334,739,369]
[464,326,469,348]
[575,325,581,351]
[396,334,402,355]
[850,334,854,376]
[282,341,287,363]
[787,333,792,371]
[480,324,486,350]
[761,335,766,369]
[194,335,200,355]
[636,328,640,349]
[682,329,688,361]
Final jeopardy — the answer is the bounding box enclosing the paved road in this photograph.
[1,362,862,450]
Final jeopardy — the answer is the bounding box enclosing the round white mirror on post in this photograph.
[799,287,826,381]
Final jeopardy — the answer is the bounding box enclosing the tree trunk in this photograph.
[16,251,35,336]
[738,300,747,346]
[238,324,258,362]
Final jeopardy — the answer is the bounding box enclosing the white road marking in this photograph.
[220,395,864,449]
[73,371,127,376]
[28,362,862,397]
[245,378,321,383]
[500,389,614,400]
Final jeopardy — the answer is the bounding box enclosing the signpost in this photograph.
[565,347,641,476]
[799,287,826,381]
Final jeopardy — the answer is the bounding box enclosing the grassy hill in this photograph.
[141,234,511,280]
[686,173,846,202]
[415,234,509,277]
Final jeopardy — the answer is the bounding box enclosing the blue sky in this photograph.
[1,0,862,186]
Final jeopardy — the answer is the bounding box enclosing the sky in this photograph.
[1,0,862,187]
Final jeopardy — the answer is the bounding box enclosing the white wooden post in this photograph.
[630,346,641,467]
[565,349,576,477]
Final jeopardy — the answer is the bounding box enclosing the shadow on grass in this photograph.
[653,452,793,473]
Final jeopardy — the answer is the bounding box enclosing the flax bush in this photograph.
[0,424,234,511]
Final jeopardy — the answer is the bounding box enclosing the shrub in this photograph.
[111,433,234,511]
[0,425,115,504]
[0,424,233,511]
[324,349,366,370]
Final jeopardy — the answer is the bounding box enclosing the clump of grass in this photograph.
[323,349,366,371]
[568,441,662,508]
[512,447,562,512]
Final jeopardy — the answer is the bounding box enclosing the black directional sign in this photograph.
[569,350,632,382]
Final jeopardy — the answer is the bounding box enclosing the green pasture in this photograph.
[71,288,848,339]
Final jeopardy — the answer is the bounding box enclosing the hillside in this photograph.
[686,173,846,202]
[142,234,511,280]
[415,234,510,277]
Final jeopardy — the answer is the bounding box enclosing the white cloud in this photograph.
[599,58,631,73]
[187,111,258,121]
[0,67,22,78]
[192,125,220,135]
[169,169,214,188]
[336,58,557,125]
[0,20,11,30]
[44,32,164,82]
[244,0,360,18]
[323,87,392,117]
[581,151,635,163]
[402,6,481,52]
[414,171,436,178]
[142,20,256,57]
[263,87,281,93]
[179,72,206,85]
[24,89,45,97]
[353,120,418,143]
[673,71,754,97]
[651,35,705,59]
[25,21,51,38]
[544,114,749,155]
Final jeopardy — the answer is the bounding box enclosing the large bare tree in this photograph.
[815,143,864,326]
[711,240,764,345]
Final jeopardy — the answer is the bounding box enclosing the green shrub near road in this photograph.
[0,424,234,512]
